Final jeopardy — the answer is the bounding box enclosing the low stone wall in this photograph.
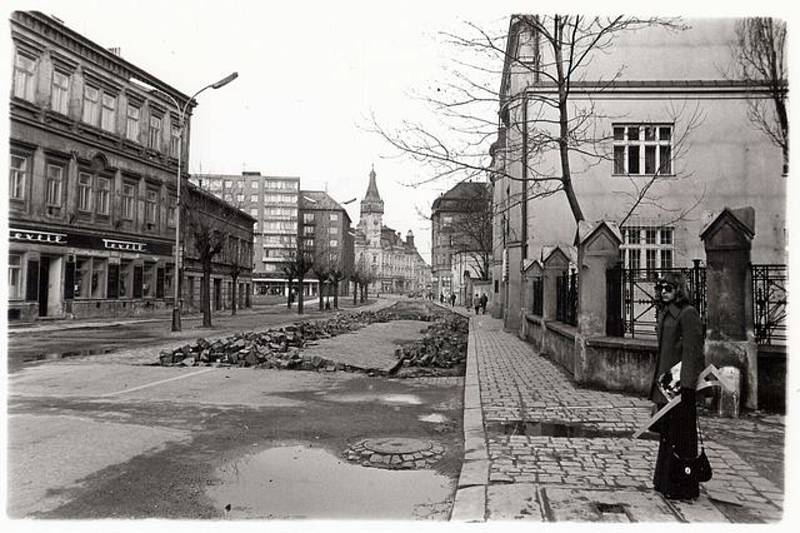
[543,320,577,376]
[524,314,655,395]
[69,298,171,319]
[758,345,786,413]
[583,337,657,396]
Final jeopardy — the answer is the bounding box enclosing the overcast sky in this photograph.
[4,0,527,263]
[5,0,793,265]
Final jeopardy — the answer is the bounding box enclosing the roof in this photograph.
[299,191,351,220]
[361,167,384,215]
[185,181,256,223]
[432,181,490,211]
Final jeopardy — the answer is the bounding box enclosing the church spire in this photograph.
[361,165,384,215]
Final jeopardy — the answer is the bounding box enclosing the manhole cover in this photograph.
[345,438,445,470]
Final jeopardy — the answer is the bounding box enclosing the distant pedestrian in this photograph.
[449,293,456,307]
[650,272,704,502]
[474,293,481,314]
[479,293,488,314]
[440,293,444,304]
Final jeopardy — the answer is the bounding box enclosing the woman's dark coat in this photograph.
[650,303,704,404]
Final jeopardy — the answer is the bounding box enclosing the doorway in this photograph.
[214,278,222,310]
[37,259,50,317]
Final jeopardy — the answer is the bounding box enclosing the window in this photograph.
[329,239,338,248]
[236,194,244,202]
[613,124,673,176]
[51,71,70,114]
[250,181,259,189]
[126,105,140,141]
[621,226,675,273]
[101,93,117,132]
[303,225,315,236]
[96,177,110,215]
[82,85,100,125]
[328,226,338,235]
[144,263,156,297]
[167,198,176,227]
[45,164,64,208]
[119,260,133,298]
[303,238,314,249]
[249,208,258,216]
[170,126,180,158]
[442,215,453,226]
[145,189,158,224]
[304,213,315,224]
[78,172,93,212]
[148,115,162,150]
[330,213,339,222]
[122,183,136,220]
[9,154,28,200]
[13,53,36,101]
[250,194,258,202]
[8,253,22,299]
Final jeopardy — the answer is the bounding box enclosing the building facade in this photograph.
[431,181,492,301]
[353,167,428,294]
[190,172,300,296]
[182,183,255,313]
[8,11,193,321]
[298,190,354,298]
[491,16,786,330]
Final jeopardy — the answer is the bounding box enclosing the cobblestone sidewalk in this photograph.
[454,313,785,523]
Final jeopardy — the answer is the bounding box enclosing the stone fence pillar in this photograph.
[522,259,544,347]
[574,221,622,383]
[700,207,757,411]
[542,246,572,323]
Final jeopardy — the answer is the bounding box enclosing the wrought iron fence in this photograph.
[531,277,543,316]
[607,260,706,339]
[751,264,787,345]
[556,270,578,326]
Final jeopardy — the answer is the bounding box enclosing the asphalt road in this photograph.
[7,304,465,519]
[6,298,379,373]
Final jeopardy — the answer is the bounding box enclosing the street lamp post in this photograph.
[132,72,238,331]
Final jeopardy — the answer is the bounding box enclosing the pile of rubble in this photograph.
[393,316,469,371]
[157,305,450,371]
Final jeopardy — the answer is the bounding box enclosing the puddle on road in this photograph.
[23,348,113,364]
[419,413,448,424]
[486,420,657,440]
[325,393,423,405]
[208,445,452,519]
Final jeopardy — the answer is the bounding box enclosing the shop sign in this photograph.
[9,227,67,244]
[103,239,147,252]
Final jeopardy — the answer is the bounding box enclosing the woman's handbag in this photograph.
[668,423,712,483]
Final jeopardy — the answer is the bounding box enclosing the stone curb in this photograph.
[450,310,489,522]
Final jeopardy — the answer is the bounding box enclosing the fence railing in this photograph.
[751,264,787,345]
[556,270,578,326]
[606,260,706,339]
[531,277,543,316]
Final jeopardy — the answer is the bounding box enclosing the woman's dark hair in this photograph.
[657,272,691,306]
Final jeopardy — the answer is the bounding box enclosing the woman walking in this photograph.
[650,272,704,501]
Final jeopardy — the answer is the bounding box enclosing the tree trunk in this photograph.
[353,281,358,305]
[297,278,304,314]
[318,276,325,311]
[202,258,212,328]
[333,279,340,309]
[552,16,585,225]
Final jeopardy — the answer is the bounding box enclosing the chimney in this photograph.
[406,230,415,248]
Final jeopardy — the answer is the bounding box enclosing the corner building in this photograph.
[8,12,194,321]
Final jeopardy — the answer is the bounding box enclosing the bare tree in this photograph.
[443,186,493,279]
[731,17,788,174]
[371,15,689,227]
[226,237,252,316]
[184,189,227,328]
[282,239,314,315]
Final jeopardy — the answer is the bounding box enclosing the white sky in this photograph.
[4,0,794,265]
[5,0,524,263]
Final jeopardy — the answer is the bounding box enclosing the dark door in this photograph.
[214,278,222,310]
[38,259,50,317]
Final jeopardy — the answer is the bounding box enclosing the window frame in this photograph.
[82,85,101,125]
[101,93,117,132]
[612,124,673,177]
[13,52,36,102]
[9,153,28,201]
[51,70,70,115]
[8,253,23,300]
[121,183,136,220]
[126,104,141,141]
[145,188,158,225]
[96,176,111,216]
[77,171,93,212]
[148,114,162,150]
[45,163,64,209]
